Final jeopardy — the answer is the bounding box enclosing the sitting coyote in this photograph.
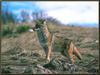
[32,19,82,64]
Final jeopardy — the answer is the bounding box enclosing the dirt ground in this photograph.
[1,25,99,74]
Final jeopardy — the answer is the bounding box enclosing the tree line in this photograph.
[1,3,62,25]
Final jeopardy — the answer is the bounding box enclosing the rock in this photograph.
[43,58,79,73]
[43,58,66,71]
[44,58,59,70]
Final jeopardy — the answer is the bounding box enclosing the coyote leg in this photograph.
[73,45,82,60]
[68,42,75,64]
[68,42,82,64]
[46,34,52,62]
[47,45,52,62]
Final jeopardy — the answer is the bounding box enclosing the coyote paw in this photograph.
[45,58,50,63]
[47,58,50,62]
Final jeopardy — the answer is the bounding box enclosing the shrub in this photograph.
[16,25,30,33]
[1,24,30,37]
[2,25,13,36]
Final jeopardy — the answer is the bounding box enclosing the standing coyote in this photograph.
[33,19,82,64]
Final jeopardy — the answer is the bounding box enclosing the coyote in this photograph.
[33,19,82,64]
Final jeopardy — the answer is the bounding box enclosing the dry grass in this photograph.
[1,23,99,74]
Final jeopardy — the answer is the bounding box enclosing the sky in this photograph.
[2,1,99,27]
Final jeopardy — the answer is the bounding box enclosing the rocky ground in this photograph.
[1,25,99,74]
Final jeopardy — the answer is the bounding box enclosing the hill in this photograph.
[1,23,99,74]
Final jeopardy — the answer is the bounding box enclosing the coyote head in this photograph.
[33,19,46,31]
